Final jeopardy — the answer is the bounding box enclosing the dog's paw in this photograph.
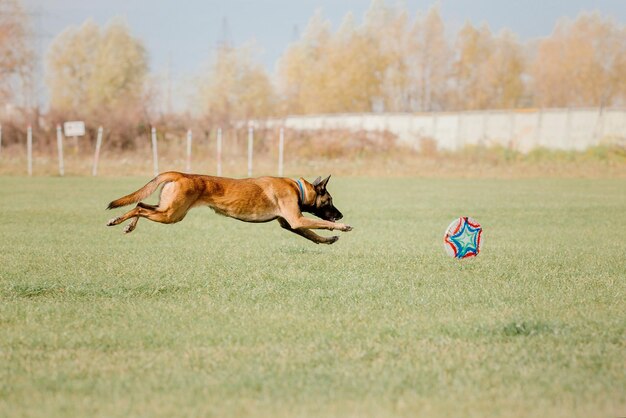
[326,236,340,244]
[106,217,118,226]
[123,224,135,234]
[333,223,352,232]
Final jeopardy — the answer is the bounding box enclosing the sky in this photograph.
[21,0,626,110]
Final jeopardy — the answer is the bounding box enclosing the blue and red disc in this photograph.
[444,217,482,259]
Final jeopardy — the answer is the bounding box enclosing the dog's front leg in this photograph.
[278,218,339,244]
[285,215,352,232]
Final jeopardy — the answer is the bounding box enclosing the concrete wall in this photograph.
[271,108,626,152]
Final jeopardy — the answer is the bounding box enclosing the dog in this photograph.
[106,172,352,244]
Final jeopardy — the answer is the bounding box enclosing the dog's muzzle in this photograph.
[329,213,343,222]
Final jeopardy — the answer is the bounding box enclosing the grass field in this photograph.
[0,175,625,417]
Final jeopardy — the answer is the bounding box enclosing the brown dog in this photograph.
[106,172,352,244]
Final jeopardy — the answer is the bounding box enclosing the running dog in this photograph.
[106,172,352,244]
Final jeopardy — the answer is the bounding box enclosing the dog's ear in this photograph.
[312,176,322,186]
[315,175,331,190]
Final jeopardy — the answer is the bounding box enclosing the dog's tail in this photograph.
[107,172,179,210]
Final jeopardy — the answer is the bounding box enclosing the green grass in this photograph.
[0,176,625,417]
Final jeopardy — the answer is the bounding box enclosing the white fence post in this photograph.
[92,126,103,176]
[56,125,64,176]
[278,127,285,177]
[216,128,222,176]
[151,126,158,176]
[186,129,192,173]
[27,125,32,176]
[247,124,253,177]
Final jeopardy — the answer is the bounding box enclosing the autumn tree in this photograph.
[45,18,148,147]
[0,0,33,110]
[278,4,391,114]
[277,10,332,114]
[451,22,525,110]
[531,12,626,107]
[46,18,148,142]
[450,22,489,109]
[484,30,525,108]
[197,43,274,125]
[360,0,403,112]
[323,11,390,113]
[406,5,451,111]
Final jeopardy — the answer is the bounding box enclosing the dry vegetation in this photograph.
[0,128,624,179]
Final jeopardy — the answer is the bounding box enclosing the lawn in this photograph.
[0,175,624,417]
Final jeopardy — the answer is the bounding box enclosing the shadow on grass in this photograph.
[499,320,562,337]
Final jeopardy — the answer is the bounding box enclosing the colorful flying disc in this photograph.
[443,217,482,259]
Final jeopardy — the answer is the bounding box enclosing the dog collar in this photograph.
[296,179,306,204]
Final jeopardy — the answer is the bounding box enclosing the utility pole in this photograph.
[217,16,232,51]
[166,52,173,115]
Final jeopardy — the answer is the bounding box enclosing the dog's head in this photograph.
[309,175,343,222]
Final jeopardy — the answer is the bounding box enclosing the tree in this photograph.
[45,18,148,147]
[278,3,390,114]
[46,18,148,119]
[277,10,332,114]
[89,21,148,113]
[46,19,99,114]
[0,0,33,110]
[198,43,274,125]
[531,12,626,107]
[451,22,491,109]
[323,11,389,113]
[278,5,626,113]
[484,30,525,109]
[451,22,525,110]
[406,5,451,111]
[367,5,411,112]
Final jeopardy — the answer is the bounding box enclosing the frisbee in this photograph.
[443,217,482,259]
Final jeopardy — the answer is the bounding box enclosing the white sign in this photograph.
[63,121,85,137]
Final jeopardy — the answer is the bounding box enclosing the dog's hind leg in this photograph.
[108,183,197,231]
[107,204,190,228]
[107,206,147,227]
[278,218,339,245]
[123,202,158,234]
